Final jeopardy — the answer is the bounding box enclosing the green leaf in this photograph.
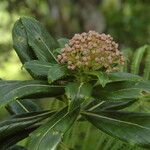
[0,80,65,108]
[108,72,142,82]
[0,111,54,149]
[53,48,62,56]
[100,88,144,101]
[82,110,150,149]
[143,47,150,80]
[27,107,79,150]
[93,88,144,101]
[122,48,133,72]
[65,82,92,100]
[21,17,59,62]
[12,18,36,64]
[8,99,41,115]
[134,81,150,92]
[86,71,109,87]
[92,81,150,101]
[8,145,27,150]
[48,64,67,83]
[65,82,92,110]
[131,45,148,74]
[87,71,142,87]
[84,100,136,112]
[24,60,53,78]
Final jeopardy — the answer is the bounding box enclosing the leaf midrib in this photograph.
[35,111,69,150]
[27,63,52,68]
[1,84,64,107]
[83,111,150,131]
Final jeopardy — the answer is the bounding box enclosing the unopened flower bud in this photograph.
[57,55,62,60]
[57,31,124,72]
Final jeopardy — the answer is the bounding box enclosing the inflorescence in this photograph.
[57,31,125,73]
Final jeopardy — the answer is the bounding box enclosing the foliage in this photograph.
[102,0,150,48]
[0,17,150,150]
[122,45,150,80]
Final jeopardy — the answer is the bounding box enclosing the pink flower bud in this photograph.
[68,61,72,65]
[57,55,62,60]
[75,56,80,59]
[70,65,76,70]
[57,31,124,72]
[85,62,89,66]
[95,57,100,62]
[83,57,87,61]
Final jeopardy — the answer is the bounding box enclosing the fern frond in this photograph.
[143,46,150,80]
[131,45,148,75]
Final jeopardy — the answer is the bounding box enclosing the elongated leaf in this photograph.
[143,47,150,80]
[12,19,36,64]
[8,99,41,115]
[1,126,37,150]
[122,48,133,72]
[134,81,150,92]
[0,111,54,149]
[87,72,142,87]
[82,110,150,149]
[48,64,67,83]
[65,82,92,110]
[65,82,92,100]
[108,72,142,82]
[21,17,59,62]
[0,80,65,108]
[100,88,144,101]
[84,100,136,112]
[27,107,79,150]
[92,81,150,101]
[8,145,27,150]
[24,60,53,78]
[93,88,144,101]
[86,71,109,87]
[131,45,148,74]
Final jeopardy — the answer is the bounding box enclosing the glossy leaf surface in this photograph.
[9,99,41,115]
[28,107,79,150]
[83,110,150,149]
[0,111,54,149]
[48,64,67,83]
[92,81,150,101]
[0,80,65,108]
[65,82,92,100]
[21,17,59,62]
[12,19,36,64]
[84,99,136,112]
[24,60,53,78]
[108,72,142,82]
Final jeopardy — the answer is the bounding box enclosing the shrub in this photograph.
[0,17,150,150]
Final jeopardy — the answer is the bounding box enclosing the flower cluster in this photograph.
[57,31,125,72]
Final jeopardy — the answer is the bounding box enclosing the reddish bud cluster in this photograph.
[57,31,125,72]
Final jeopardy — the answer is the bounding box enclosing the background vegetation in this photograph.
[0,0,149,149]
